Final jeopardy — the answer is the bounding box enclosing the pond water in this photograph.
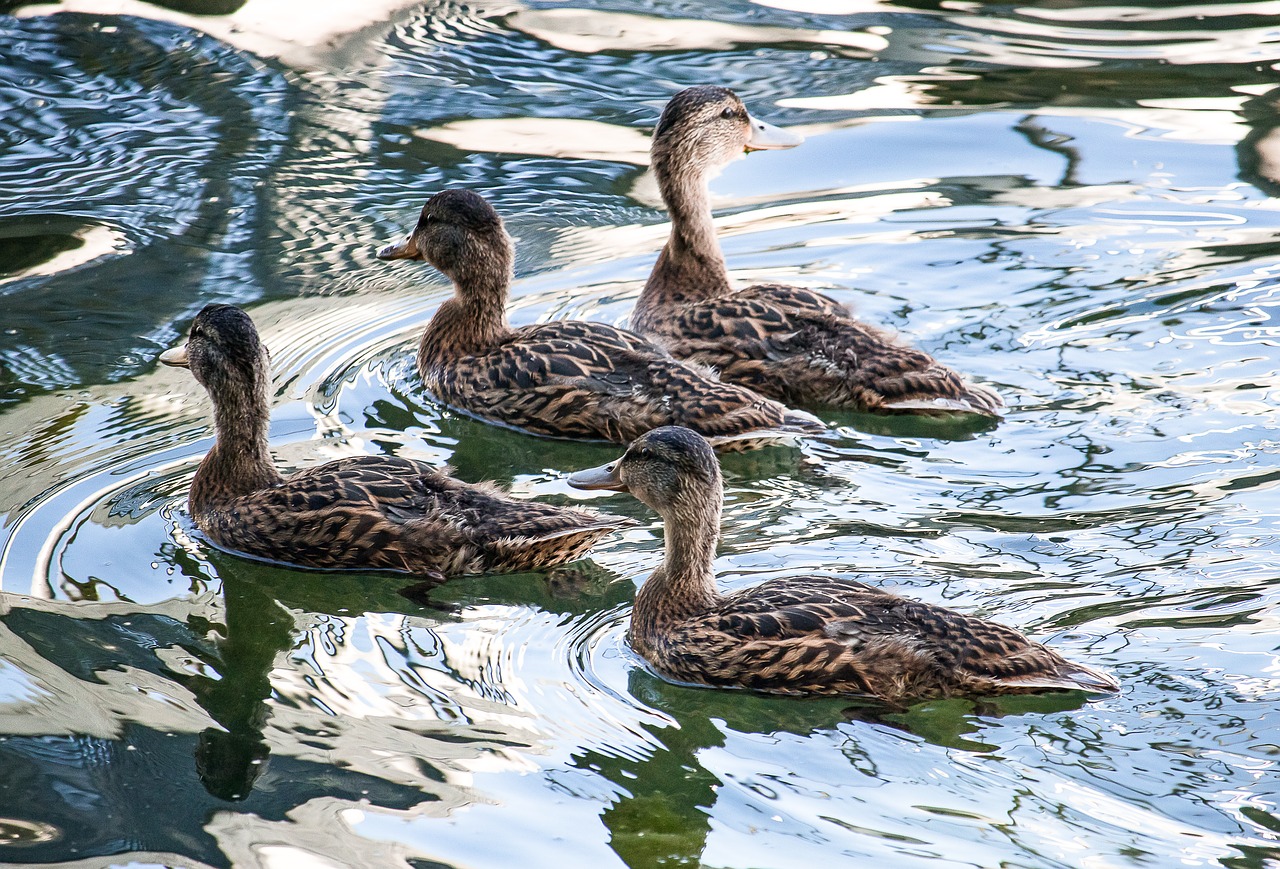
[2,0,1280,866]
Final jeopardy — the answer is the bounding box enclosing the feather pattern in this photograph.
[162,304,628,580]
[642,284,1002,413]
[632,86,1001,416]
[648,574,1115,697]
[197,456,625,576]
[423,319,821,443]
[570,426,1117,703]
[378,189,824,444]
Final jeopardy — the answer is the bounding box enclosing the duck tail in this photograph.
[882,382,1003,416]
[705,427,809,453]
[870,359,1003,417]
[812,317,1002,416]
[780,406,827,433]
[997,660,1119,694]
[484,518,634,572]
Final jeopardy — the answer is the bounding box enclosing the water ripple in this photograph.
[0,13,292,403]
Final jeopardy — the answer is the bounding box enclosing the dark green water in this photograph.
[2,1,1279,866]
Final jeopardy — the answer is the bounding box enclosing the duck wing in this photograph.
[202,456,625,577]
[644,284,1001,415]
[199,456,464,575]
[673,575,1115,700]
[817,592,1117,695]
[431,320,823,442]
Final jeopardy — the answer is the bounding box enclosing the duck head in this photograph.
[377,189,514,293]
[652,86,803,177]
[569,426,723,523]
[160,303,270,403]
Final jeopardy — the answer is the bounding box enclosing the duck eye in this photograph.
[190,325,204,340]
[720,107,737,120]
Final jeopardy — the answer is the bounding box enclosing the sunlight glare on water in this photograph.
[1,0,1279,866]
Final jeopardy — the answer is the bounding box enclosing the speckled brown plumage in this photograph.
[161,304,628,578]
[569,426,1116,703]
[631,86,1002,416]
[376,189,825,444]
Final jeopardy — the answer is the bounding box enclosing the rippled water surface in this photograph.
[2,0,1279,866]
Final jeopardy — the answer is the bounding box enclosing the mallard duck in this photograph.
[376,188,824,444]
[631,86,1002,416]
[160,303,629,578]
[569,426,1116,702]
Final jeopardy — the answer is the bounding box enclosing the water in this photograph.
[1,0,1279,866]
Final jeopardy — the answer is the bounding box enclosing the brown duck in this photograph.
[631,86,1002,416]
[376,189,824,444]
[160,303,628,578]
[569,426,1116,702]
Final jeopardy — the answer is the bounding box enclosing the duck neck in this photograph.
[420,268,513,360]
[192,371,282,513]
[637,154,732,320]
[633,490,724,642]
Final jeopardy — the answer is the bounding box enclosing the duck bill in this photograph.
[159,345,189,368]
[746,115,804,152]
[376,232,421,261]
[567,461,628,492]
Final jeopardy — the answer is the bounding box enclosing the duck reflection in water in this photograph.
[190,567,290,801]
[577,663,1088,866]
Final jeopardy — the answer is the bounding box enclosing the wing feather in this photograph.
[643,575,1114,700]
[195,455,626,577]
[422,320,823,442]
[641,283,1001,414]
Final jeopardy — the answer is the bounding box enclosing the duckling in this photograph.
[631,86,1002,416]
[376,189,824,444]
[569,426,1116,702]
[160,303,628,578]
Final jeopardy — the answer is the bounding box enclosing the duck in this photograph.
[376,188,824,445]
[569,426,1117,702]
[160,303,629,578]
[631,85,1002,416]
